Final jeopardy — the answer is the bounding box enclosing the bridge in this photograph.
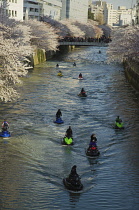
[58,41,109,47]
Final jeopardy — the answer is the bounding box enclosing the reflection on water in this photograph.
[0,46,139,209]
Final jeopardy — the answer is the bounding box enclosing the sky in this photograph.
[103,0,136,9]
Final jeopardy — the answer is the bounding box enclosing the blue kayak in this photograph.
[0,130,11,138]
[54,117,64,124]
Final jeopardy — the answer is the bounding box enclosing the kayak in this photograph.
[0,130,11,138]
[78,77,83,80]
[78,93,87,97]
[57,73,63,77]
[62,136,74,145]
[63,175,83,191]
[54,117,64,124]
[85,146,100,157]
[114,122,124,129]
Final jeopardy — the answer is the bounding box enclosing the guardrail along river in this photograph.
[0,46,139,210]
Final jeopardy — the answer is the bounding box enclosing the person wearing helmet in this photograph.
[89,134,97,148]
[56,109,62,120]
[65,126,72,138]
[115,116,122,123]
[2,119,9,131]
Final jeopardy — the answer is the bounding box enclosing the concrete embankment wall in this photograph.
[29,45,75,67]
[33,49,46,66]
[123,59,139,91]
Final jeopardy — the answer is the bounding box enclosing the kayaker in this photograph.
[2,119,9,131]
[66,126,72,138]
[90,133,97,142]
[69,165,78,178]
[56,109,62,119]
[115,116,124,129]
[73,62,76,66]
[79,73,82,78]
[80,88,86,95]
[88,134,97,148]
[115,116,122,123]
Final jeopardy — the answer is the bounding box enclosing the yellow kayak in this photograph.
[57,73,63,77]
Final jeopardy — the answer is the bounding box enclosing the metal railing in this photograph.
[59,41,108,47]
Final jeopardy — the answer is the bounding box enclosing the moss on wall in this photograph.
[33,49,46,66]
[30,45,75,67]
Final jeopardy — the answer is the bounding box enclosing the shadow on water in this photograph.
[69,192,82,208]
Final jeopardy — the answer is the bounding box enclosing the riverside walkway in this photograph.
[59,41,109,47]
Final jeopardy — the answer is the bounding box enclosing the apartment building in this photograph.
[119,14,132,26]
[61,0,88,23]
[118,6,136,26]
[89,0,135,26]
[104,6,118,26]
[23,0,62,21]
[104,4,135,26]
[0,0,23,21]
[89,4,104,21]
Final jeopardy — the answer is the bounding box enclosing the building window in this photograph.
[35,8,38,12]
[15,11,17,17]
[30,8,34,12]
[9,10,11,16]
[15,0,17,3]
[23,7,26,12]
[12,10,14,16]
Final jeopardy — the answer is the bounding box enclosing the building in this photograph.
[61,0,88,23]
[104,6,118,26]
[104,3,135,26]
[119,14,132,26]
[89,0,136,26]
[23,0,62,21]
[42,0,62,20]
[89,3,104,23]
[0,0,23,21]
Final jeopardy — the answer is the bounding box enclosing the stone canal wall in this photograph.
[29,45,75,68]
[123,59,139,91]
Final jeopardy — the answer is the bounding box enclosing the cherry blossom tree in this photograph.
[87,20,103,38]
[42,16,69,38]
[24,19,59,51]
[0,21,33,102]
[42,16,104,39]
[0,1,33,102]
[72,20,103,38]
[107,26,139,63]
[98,24,112,38]
[59,19,85,38]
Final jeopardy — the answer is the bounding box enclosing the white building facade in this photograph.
[23,0,62,21]
[0,0,23,21]
[61,0,88,23]
[89,4,104,21]
[103,3,119,26]
[104,3,135,26]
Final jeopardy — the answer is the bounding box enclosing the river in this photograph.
[0,46,139,210]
